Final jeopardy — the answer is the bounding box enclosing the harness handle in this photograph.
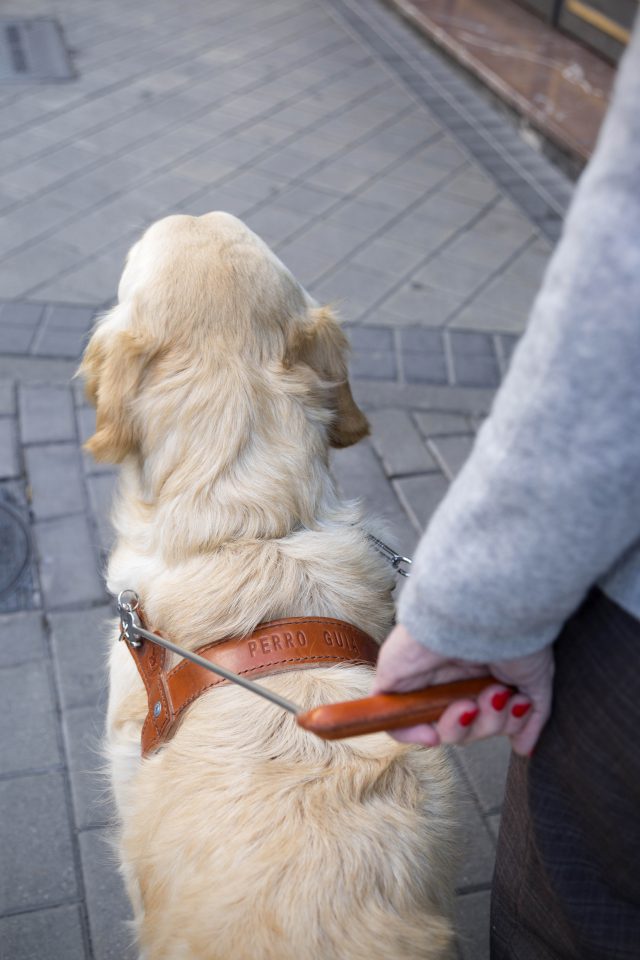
[296,677,513,739]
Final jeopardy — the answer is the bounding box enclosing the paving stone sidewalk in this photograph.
[0,0,573,958]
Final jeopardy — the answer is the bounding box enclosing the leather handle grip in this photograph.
[297,676,510,740]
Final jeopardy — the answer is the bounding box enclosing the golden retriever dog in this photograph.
[79,212,458,960]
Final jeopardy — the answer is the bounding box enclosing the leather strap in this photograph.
[123,614,380,756]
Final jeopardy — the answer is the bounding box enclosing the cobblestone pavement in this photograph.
[0,0,573,957]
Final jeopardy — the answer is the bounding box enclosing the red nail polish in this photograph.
[512,702,531,718]
[491,690,510,711]
[459,709,478,727]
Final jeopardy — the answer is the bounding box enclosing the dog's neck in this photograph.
[106,365,396,645]
[124,410,342,561]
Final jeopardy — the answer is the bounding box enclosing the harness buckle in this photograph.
[117,590,143,647]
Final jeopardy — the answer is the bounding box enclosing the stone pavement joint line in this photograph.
[0,0,570,957]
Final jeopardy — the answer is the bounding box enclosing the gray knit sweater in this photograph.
[398,22,640,661]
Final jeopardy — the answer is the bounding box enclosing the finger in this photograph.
[386,723,441,748]
[434,699,482,745]
[509,702,550,756]
[466,684,515,740]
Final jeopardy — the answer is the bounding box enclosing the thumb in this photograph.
[373,623,487,694]
[372,624,448,694]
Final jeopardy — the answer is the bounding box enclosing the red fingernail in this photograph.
[491,690,510,711]
[512,702,531,718]
[459,709,478,727]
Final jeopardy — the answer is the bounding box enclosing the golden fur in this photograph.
[78,212,458,960]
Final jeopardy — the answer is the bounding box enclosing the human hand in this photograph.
[371,624,554,755]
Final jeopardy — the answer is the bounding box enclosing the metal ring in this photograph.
[117,589,140,612]
[394,556,412,578]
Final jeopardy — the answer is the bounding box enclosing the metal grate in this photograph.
[0,484,39,612]
[0,18,74,83]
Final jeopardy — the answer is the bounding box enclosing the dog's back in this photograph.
[80,212,459,959]
[113,666,457,960]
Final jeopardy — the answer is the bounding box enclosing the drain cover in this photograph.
[0,499,29,595]
[0,18,74,83]
[0,485,38,612]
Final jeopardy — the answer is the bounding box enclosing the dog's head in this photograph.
[78,212,368,463]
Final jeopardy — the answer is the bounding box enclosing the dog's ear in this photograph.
[77,307,152,463]
[288,305,369,448]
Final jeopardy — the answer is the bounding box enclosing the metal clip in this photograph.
[117,589,142,647]
[367,534,412,577]
[391,554,412,578]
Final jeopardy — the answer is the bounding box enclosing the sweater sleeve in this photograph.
[397,21,640,661]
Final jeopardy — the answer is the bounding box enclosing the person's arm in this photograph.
[374,20,640,753]
[399,24,640,662]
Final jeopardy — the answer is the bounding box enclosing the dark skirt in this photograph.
[491,588,640,960]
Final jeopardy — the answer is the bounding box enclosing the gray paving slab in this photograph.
[331,438,418,553]
[414,410,473,437]
[368,408,437,476]
[306,160,374,194]
[48,605,114,711]
[63,705,114,830]
[453,354,501,388]
[0,771,78,914]
[384,212,458,253]
[275,182,341,215]
[451,302,527,336]
[0,417,19,478]
[0,324,35,354]
[393,472,450,531]
[30,325,89,358]
[25,443,85,520]
[0,355,78,384]
[486,812,501,843]
[383,285,462,327]
[0,660,60,775]
[0,611,47,668]
[313,261,399,320]
[76,405,113,475]
[352,379,495,414]
[454,737,512,815]
[34,513,106,610]
[356,174,429,210]
[86,472,118,553]
[244,203,312,248]
[275,238,345,287]
[327,197,396,232]
[413,255,491,297]
[0,380,15,415]
[348,349,397,380]
[456,890,491,960]
[44,304,96,331]
[79,829,137,960]
[345,325,394,352]
[455,799,497,892]
[427,435,476,480]
[296,219,370,261]
[476,274,539,316]
[0,904,87,960]
[402,352,449,384]
[19,384,76,445]
[351,234,428,276]
[0,302,44,328]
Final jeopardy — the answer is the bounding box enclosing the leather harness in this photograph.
[122,611,380,756]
